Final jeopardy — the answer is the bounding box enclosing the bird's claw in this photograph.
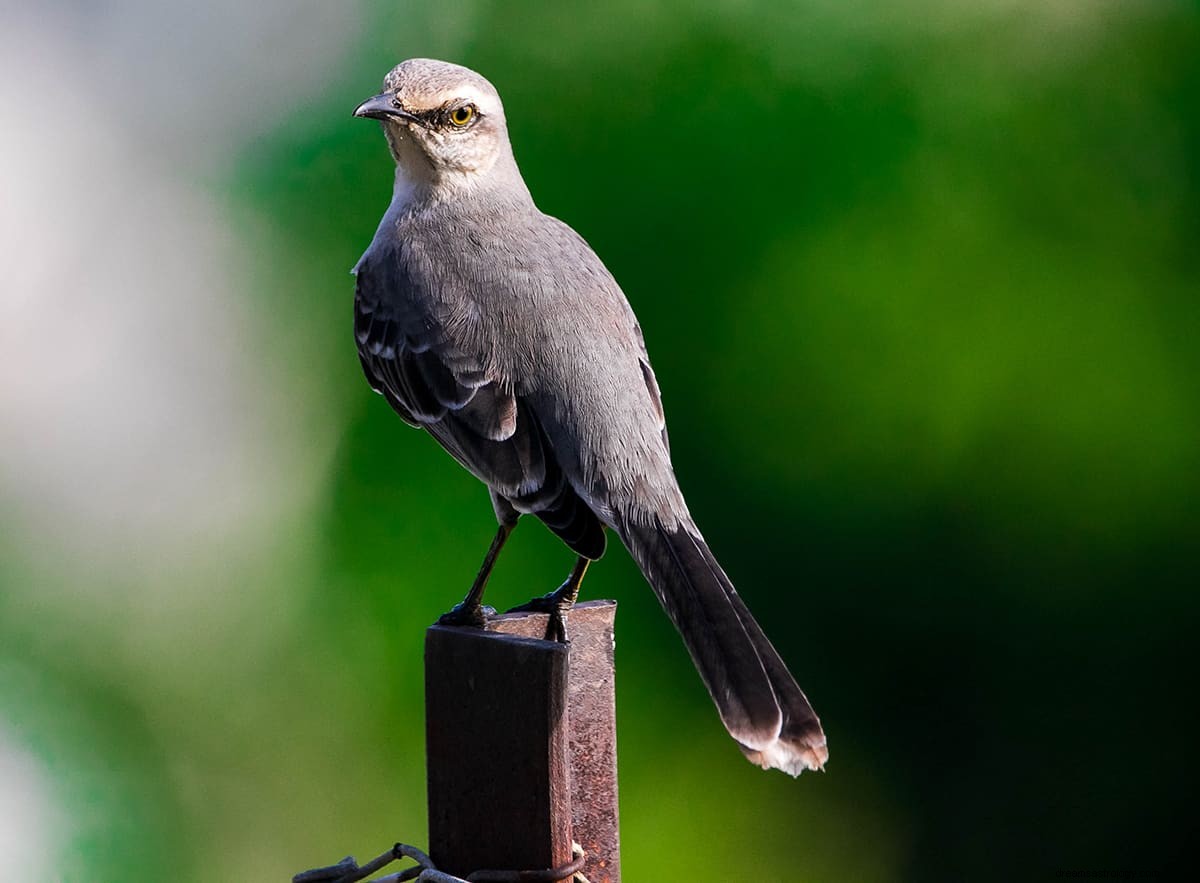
[436,602,495,629]
[505,590,574,643]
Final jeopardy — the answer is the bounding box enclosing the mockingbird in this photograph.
[352,58,827,775]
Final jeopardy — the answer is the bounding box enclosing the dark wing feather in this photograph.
[628,302,669,453]
[638,354,669,454]
[354,250,605,560]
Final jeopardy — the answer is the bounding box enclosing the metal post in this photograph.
[490,601,620,883]
[424,600,620,882]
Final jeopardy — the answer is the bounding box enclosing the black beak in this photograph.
[353,93,420,124]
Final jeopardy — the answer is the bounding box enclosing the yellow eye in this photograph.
[449,105,476,127]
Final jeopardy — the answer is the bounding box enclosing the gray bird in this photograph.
[352,58,827,775]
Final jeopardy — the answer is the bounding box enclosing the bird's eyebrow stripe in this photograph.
[411,101,480,127]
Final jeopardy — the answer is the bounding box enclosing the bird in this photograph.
[351,58,827,776]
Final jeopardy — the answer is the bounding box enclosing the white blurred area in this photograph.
[0,1,365,871]
[0,0,363,664]
[0,4,457,876]
[0,726,61,878]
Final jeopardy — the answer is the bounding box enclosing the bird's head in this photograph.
[355,58,514,191]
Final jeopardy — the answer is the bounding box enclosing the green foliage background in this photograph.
[2,1,1196,880]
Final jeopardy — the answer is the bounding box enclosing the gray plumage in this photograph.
[353,58,827,775]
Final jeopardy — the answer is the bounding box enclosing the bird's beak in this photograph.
[353,93,419,124]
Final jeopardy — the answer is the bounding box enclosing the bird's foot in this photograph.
[435,602,495,629]
[505,582,577,643]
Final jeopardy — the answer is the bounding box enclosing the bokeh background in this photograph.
[2,1,1196,880]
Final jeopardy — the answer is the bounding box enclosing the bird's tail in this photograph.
[617,516,827,775]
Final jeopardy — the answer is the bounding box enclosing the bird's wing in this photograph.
[354,253,544,500]
[633,323,669,454]
[354,242,606,558]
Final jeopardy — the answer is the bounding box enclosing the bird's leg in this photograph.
[505,555,592,642]
[436,523,513,628]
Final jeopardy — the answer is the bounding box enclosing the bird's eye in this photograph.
[449,105,476,127]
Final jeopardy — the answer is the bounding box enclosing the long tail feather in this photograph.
[618,516,827,775]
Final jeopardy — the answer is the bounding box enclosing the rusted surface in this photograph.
[489,601,621,883]
[425,624,572,878]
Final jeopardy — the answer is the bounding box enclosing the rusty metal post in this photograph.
[425,624,573,878]
[425,600,620,883]
[489,601,620,883]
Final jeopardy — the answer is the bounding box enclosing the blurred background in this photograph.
[1,1,1196,880]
